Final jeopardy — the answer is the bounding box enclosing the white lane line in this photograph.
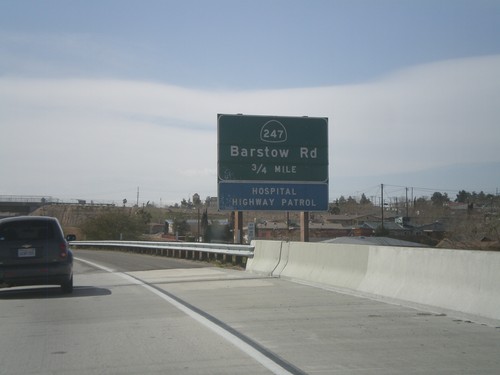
[75,257,301,375]
[75,257,115,273]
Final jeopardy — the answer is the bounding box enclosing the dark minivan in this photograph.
[0,216,73,293]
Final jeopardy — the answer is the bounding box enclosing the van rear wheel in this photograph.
[61,275,73,294]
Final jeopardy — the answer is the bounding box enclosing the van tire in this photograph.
[61,275,73,294]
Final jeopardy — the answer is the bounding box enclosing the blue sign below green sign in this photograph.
[218,182,328,211]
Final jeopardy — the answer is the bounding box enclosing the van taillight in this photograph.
[59,242,68,258]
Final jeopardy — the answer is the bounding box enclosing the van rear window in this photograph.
[0,221,56,241]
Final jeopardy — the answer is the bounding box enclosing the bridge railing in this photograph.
[0,195,59,203]
[70,240,254,266]
[0,195,116,206]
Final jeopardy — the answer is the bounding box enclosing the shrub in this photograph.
[82,210,147,240]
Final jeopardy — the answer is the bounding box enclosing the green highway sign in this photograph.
[218,114,328,182]
[217,114,329,211]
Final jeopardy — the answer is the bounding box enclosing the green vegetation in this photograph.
[172,217,190,237]
[82,209,150,240]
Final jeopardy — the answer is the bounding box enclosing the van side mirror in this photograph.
[66,234,77,241]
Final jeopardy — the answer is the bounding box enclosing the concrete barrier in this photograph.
[246,240,283,276]
[280,242,369,290]
[359,246,500,322]
[271,241,290,277]
[247,240,500,323]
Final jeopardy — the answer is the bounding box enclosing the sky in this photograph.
[1,0,499,206]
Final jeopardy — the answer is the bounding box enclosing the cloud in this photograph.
[1,55,499,203]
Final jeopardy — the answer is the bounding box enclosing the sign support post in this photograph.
[300,212,310,242]
[234,211,243,244]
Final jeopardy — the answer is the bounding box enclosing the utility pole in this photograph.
[411,187,414,212]
[136,186,139,207]
[405,187,409,217]
[381,184,384,229]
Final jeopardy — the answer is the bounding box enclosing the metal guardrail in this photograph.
[70,240,254,266]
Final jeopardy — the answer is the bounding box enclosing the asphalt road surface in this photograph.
[1,249,499,374]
